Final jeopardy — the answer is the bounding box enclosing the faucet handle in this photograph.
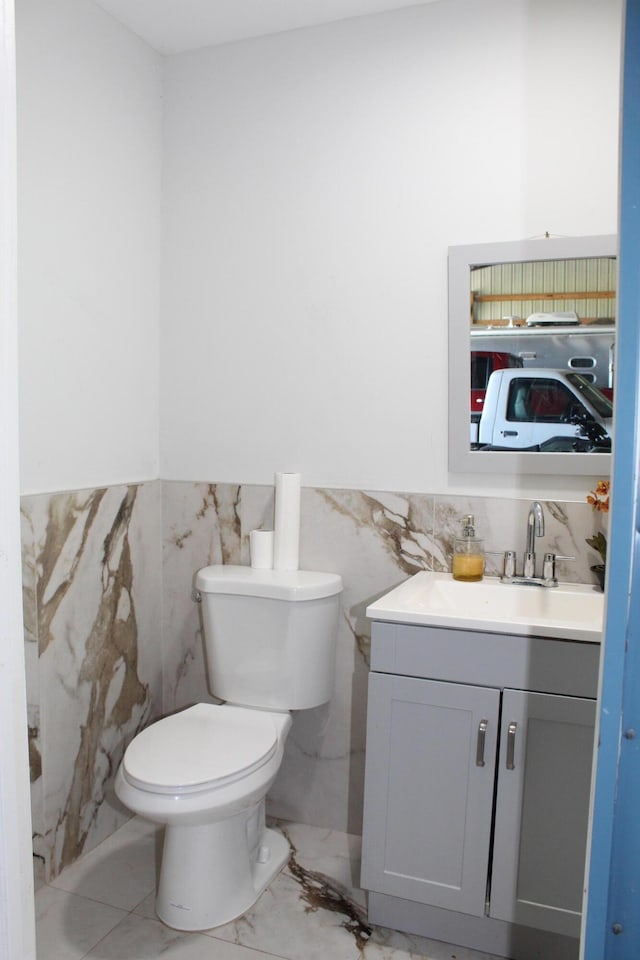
[542,552,575,583]
[503,550,517,578]
[486,550,517,578]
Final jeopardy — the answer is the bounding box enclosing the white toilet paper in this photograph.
[250,530,274,569]
[273,472,301,571]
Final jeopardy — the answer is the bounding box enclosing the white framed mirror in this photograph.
[448,234,617,475]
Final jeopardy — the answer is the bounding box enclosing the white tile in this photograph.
[35,885,127,960]
[130,890,156,920]
[43,816,506,960]
[50,816,160,910]
[209,853,363,960]
[84,913,280,959]
[207,820,503,960]
[278,821,366,908]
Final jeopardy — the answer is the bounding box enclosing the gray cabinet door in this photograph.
[490,689,596,938]
[360,672,500,916]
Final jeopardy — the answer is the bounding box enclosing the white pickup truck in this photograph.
[471,368,613,451]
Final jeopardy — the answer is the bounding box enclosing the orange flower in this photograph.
[587,480,610,513]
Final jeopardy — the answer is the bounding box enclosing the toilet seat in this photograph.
[122,703,279,796]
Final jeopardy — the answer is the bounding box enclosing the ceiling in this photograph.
[92,0,438,55]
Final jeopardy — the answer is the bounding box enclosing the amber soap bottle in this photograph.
[452,515,485,582]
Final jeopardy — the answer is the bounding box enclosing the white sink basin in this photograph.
[366,572,603,643]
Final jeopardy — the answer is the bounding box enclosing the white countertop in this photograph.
[366,572,604,643]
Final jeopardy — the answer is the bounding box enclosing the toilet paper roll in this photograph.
[273,472,301,571]
[250,530,274,570]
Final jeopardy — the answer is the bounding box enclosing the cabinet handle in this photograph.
[476,719,488,767]
[506,722,517,770]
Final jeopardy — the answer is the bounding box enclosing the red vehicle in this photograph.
[471,351,523,414]
[471,325,615,402]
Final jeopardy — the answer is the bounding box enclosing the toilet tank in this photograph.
[195,565,343,710]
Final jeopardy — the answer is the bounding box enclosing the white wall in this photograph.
[16,0,622,499]
[160,0,622,498]
[16,0,163,495]
[1,0,36,953]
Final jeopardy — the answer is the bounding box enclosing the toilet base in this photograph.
[156,803,290,931]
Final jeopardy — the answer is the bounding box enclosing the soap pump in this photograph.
[452,514,485,582]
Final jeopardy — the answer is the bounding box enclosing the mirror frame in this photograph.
[448,234,617,476]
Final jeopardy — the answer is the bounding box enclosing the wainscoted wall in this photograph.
[22,479,607,880]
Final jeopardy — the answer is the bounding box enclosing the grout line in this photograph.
[36,885,130,960]
[73,909,140,960]
[40,878,156,916]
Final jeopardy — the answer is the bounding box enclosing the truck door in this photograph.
[503,377,589,448]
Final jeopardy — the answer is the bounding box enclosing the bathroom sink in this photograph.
[366,572,603,643]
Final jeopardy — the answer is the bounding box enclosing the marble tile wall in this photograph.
[22,478,607,878]
[22,482,162,883]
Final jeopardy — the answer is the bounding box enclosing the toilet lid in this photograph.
[122,703,279,795]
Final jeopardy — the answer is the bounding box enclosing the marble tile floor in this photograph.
[34,816,503,960]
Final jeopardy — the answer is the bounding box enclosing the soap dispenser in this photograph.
[452,515,485,582]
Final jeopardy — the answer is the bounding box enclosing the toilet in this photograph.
[115,564,342,932]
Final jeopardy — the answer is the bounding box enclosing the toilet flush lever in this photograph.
[192,589,202,603]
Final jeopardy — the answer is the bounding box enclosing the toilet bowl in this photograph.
[115,565,342,932]
[116,702,292,930]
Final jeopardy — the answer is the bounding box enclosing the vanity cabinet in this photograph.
[360,621,600,960]
[490,689,595,935]
[362,673,500,916]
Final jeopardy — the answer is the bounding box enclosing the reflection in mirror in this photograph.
[448,235,617,476]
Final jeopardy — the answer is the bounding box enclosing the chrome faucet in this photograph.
[524,501,544,578]
[497,501,574,586]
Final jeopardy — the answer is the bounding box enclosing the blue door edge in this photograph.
[583,0,640,956]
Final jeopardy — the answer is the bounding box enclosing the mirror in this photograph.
[448,235,617,475]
